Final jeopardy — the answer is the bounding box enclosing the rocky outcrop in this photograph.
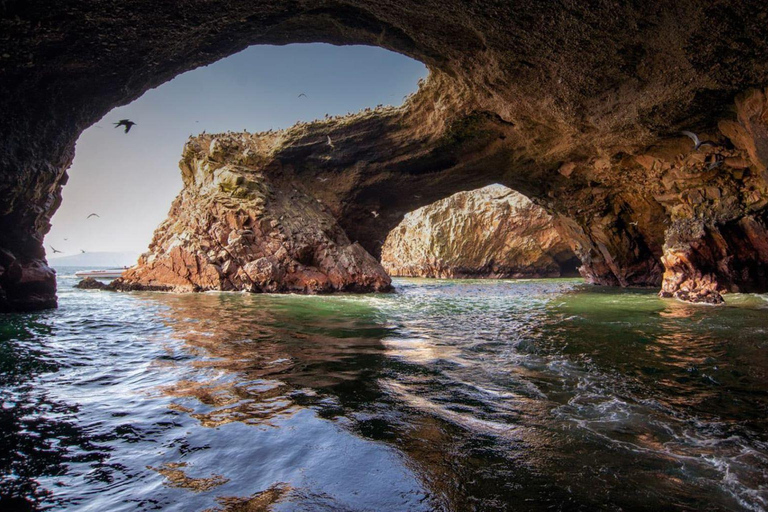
[74,277,108,290]
[381,185,579,278]
[3,2,768,308]
[113,134,391,294]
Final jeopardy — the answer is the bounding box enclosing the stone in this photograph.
[113,134,391,294]
[2,2,768,308]
[381,185,580,278]
[74,277,108,290]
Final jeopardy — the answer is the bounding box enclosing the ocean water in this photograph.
[1,267,767,511]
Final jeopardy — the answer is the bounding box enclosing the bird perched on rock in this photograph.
[114,119,136,133]
[87,213,100,219]
[49,246,62,254]
[682,131,716,150]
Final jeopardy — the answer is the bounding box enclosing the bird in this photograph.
[371,210,380,218]
[49,245,63,254]
[413,195,422,199]
[707,160,723,171]
[317,177,329,182]
[87,213,100,219]
[629,221,638,226]
[298,93,307,98]
[114,119,136,133]
[80,250,86,254]
[681,131,716,150]
[327,136,335,149]
[63,238,68,241]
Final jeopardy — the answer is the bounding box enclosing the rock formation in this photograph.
[2,2,768,309]
[74,277,108,290]
[381,185,580,278]
[113,134,391,293]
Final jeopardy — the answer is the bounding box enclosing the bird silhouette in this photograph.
[298,93,307,98]
[327,136,335,150]
[49,245,63,254]
[114,119,136,133]
[87,213,100,219]
[80,249,86,254]
[682,131,716,150]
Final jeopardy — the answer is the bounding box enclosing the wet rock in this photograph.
[114,135,391,294]
[74,277,108,290]
[381,185,580,278]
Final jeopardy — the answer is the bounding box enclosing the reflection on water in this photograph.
[1,269,767,511]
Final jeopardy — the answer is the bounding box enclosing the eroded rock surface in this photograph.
[114,134,391,294]
[3,2,768,308]
[381,185,579,278]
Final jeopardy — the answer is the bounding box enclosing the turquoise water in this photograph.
[1,268,767,511]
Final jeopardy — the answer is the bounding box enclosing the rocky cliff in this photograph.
[3,1,768,309]
[114,133,391,294]
[381,185,579,278]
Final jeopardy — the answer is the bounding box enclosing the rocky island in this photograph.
[382,185,580,278]
[2,1,768,309]
[113,133,391,293]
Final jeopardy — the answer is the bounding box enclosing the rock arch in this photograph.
[2,1,768,309]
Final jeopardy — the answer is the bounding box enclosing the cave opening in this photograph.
[46,43,427,269]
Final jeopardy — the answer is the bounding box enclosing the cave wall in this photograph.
[2,1,768,309]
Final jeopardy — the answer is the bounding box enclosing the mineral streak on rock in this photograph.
[113,134,391,294]
[3,1,768,308]
[381,185,580,279]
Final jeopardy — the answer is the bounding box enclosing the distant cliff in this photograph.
[381,185,580,278]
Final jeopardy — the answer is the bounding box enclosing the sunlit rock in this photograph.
[381,185,580,278]
[114,134,391,294]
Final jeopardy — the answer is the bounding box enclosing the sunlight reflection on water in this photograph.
[1,271,767,511]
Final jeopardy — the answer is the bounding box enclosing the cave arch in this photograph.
[2,1,768,309]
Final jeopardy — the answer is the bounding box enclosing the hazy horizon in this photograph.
[47,43,427,258]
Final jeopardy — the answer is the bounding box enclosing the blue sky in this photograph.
[48,44,426,257]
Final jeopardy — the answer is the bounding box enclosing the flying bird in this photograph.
[298,93,307,98]
[371,210,380,218]
[317,177,329,182]
[80,250,86,254]
[681,131,716,150]
[629,221,638,226]
[327,136,335,150]
[87,213,100,219]
[49,246,63,254]
[114,119,136,133]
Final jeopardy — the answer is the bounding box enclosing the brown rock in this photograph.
[2,2,768,309]
[381,185,580,278]
[114,135,391,294]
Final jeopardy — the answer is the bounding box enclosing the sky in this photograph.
[48,44,427,259]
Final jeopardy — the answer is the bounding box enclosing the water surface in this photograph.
[1,268,767,511]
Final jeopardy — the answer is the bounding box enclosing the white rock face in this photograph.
[381,185,580,278]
